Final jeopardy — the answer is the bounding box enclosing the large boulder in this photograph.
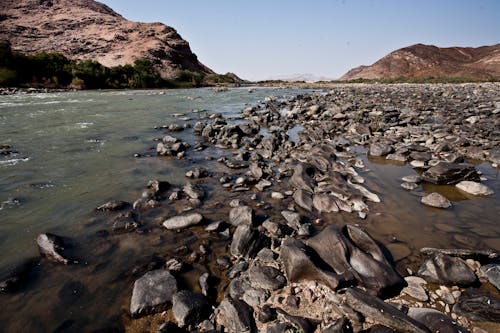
[130,270,178,317]
[421,162,479,185]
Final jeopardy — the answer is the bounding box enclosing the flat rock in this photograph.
[248,265,286,291]
[407,308,467,333]
[421,192,451,209]
[313,193,339,213]
[130,270,178,317]
[421,162,479,185]
[163,213,203,230]
[344,288,430,333]
[172,290,211,328]
[229,205,254,226]
[417,253,477,286]
[455,181,494,196]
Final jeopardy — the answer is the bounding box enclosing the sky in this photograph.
[99,0,500,81]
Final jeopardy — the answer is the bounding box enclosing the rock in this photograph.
[96,200,129,211]
[166,258,185,273]
[402,277,428,302]
[421,162,479,185]
[163,213,203,230]
[369,142,393,157]
[130,270,178,317]
[248,265,286,291]
[172,290,211,328]
[112,213,140,233]
[453,288,500,322]
[249,162,263,179]
[420,247,498,259]
[293,189,313,212]
[401,182,418,190]
[275,308,316,333]
[216,297,256,333]
[417,253,477,286]
[421,192,451,209]
[402,175,422,183]
[255,179,272,191]
[228,261,249,279]
[290,163,315,193]
[257,304,277,323]
[455,181,494,196]
[281,210,310,236]
[344,288,430,333]
[199,272,210,296]
[230,225,263,258]
[185,167,209,179]
[229,205,254,226]
[280,238,342,290]
[313,193,339,213]
[407,308,467,333]
[480,264,500,290]
[182,182,204,200]
[36,233,71,264]
[271,192,285,200]
[321,317,353,333]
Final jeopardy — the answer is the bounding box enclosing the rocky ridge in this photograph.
[0,0,214,78]
[341,44,500,80]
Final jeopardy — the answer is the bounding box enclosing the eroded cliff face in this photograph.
[0,0,214,78]
[341,43,500,80]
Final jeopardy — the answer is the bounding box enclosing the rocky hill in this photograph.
[0,0,214,78]
[341,43,500,80]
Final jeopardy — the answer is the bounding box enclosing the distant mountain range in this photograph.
[341,43,500,80]
[265,74,336,82]
[0,0,214,79]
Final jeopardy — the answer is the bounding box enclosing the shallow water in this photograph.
[0,87,499,332]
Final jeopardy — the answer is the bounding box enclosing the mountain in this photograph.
[340,43,500,80]
[266,73,335,82]
[0,0,214,78]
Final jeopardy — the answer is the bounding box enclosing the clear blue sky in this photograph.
[99,0,500,80]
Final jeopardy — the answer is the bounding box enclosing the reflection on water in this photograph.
[0,87,498,332]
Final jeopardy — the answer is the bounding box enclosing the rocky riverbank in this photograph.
[2,83,499,332]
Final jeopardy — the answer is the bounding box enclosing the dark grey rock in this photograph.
[229,205,254,226]
[344,288,429,333]
[290,163,315,193]
[407,308,467,333]
[421,162,479,185]
[453,288,500,322]
[163,213,203,230]
[313,193,339,213]
[321,317,353,333]
[130,270,178,317]
[280,238,342,290]
[172,290,211,328]
[216,297,255,333]
[228,261,249,279]
[36,233,71,264]
[230,225,263,258]
[481,264,500,290]
[293,189,313,212]
[417,253,477,286]
[248,265,286,291]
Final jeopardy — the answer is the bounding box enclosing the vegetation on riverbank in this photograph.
[0,42,242,89]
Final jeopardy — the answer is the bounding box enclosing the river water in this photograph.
[0,87,499,332]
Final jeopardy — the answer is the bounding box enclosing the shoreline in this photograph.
[1,83,499,332]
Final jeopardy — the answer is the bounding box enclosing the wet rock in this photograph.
[453,288,500,322]
[230,225,264,258]
[199,272,210,296]
[36,233,71,264]
[172,290,211,328]
[205,220,228,232]
[417,253,477,286]
[185,167,209,179]
[182,182,204,200]
[96,200,129,211]
[480,264,500,290]
[248,265,286,291]
[290,163,315,193]
[421,162,479,185]
[112,213,140,233]
[455,181,494,196]
[420,247,498,259]
[401,182,418,190]
[228,261,249,279]
[369,142,393,157]
[163,213,203,230]
[402,175,422,183]
[229,205,254,226]
[421,192,451,209]
[293,189,313,211]
[280,238,342,290]
[130,270,178,317]
[0,258,39,292]
[148,179,170,195]
[407,308,466,333]
[216,297,256,333]
[344,288,429,333]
